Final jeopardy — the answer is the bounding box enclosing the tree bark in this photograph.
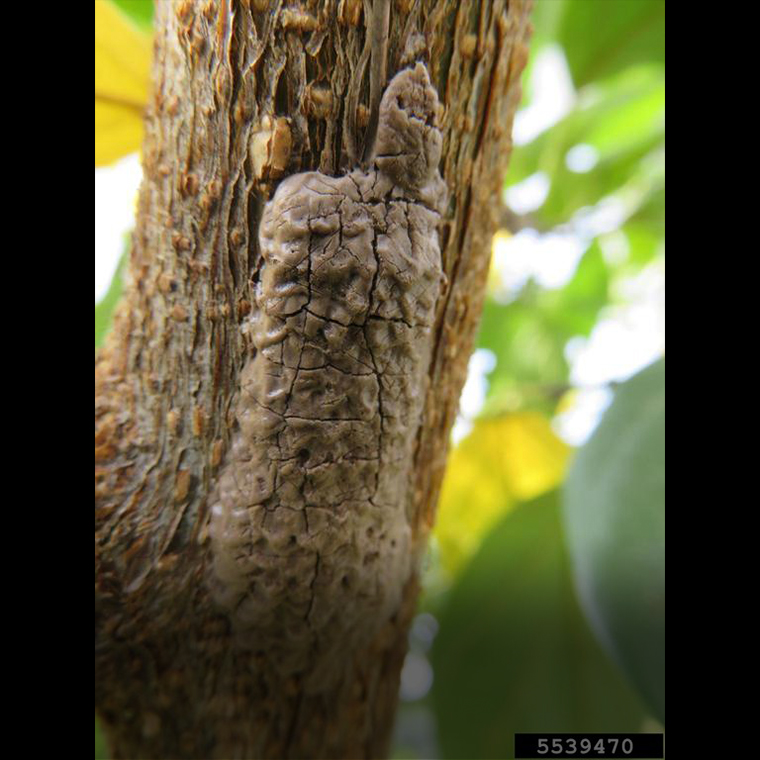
[95,1,532,758]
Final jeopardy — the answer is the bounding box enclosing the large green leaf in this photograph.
[507,67,665,188]
[431,492,648,759]
[558,0,665,87]
[506,67,664,232]
[624,220,662,267]
[538,134,662,230]
[562,358,665,723]
[627,182,665,238]
[111,0,154,29]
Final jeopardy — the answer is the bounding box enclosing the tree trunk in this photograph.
[95,1,532,757]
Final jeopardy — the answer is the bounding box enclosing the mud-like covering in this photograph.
[209,64,446,690]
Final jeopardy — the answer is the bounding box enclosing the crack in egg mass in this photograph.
[209,64,447,691]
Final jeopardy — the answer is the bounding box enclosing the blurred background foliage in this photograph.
[95,1,664,758]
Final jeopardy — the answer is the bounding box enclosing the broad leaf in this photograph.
[559,0,665,87]
[111,0,154,29]
[506,68,665,231]
[435,413,570,576]
[562,358,665,722]
[431,492,648,759]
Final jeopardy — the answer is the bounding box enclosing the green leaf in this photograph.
[95,252,127,350]
[582,69,665,156]
[624,221,662,267]
[506,67,664,234]
[477,292,570,411]
[111,0,154,30]
[562,358,665,723]
[508,67,664,187]
[431,492,648,759]
[477,240,611,411]
[558,0,665,87]
[627,183,665,238]
[550,240,610,336]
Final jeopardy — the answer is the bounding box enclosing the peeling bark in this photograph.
[95,1,532,758]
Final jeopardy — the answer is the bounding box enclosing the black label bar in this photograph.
[514,733,664,759]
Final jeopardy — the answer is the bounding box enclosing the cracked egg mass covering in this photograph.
[209,63,447,690]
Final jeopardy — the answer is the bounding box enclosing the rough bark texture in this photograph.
[95,1,532,758]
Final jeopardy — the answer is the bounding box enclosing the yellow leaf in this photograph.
[95,100,146,166]
[95,0,152,166]
[435,412,571,577]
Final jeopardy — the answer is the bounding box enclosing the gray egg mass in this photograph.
[209,64,447,692]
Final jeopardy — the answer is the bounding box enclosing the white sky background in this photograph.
[95,152,142,300]
[452,46,665,446]
[95,45,664,448]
